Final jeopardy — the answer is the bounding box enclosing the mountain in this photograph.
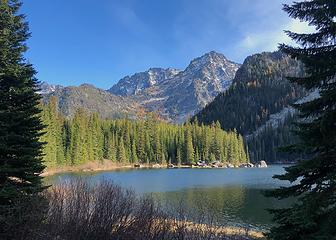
[40,51,310,163]
[43,84,141,119]
[41,51,240,122]
[111,51,240,122]
[193,51,308,163]
[38,81,64,95]
[109,68,181,96]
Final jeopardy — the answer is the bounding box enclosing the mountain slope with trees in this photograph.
[194,51,308,162]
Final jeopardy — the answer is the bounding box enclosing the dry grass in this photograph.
[41,160,134,176]
[40,179,264,240]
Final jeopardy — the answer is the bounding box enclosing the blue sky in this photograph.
[22,0,312,89]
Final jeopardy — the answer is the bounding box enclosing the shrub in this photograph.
[43,179,259,240]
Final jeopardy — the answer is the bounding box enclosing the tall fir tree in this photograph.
[0,0,46,238]
[131,138,138,163]
[185,128,195,164]
[176,143,182,166]
[267,1,336,239]
[117,137,127,163]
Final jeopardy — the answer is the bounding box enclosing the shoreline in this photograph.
[41,160,135,176]
[41,159,279,177]
[41,162,194,177]
[171,220,265,239]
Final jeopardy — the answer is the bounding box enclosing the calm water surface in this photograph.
[46,165,294,230]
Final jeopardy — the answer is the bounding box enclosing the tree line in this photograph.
[40,97,249,167]
[193,51,306,163]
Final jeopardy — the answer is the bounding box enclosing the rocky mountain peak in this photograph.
[38,81,63,95]
[79,83,97,89]
[182,51,240,89]
[106,51,241,122]
[185,51,235,73]
[108,67,181,96]
[42,51,241,123]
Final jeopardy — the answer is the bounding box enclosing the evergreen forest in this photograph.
[40,97,249,167]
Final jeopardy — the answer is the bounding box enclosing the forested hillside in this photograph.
[194,51,307,163]
[40,97,248,168]
[246,114,300,162]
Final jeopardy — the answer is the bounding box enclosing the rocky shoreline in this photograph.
[42,160,268,177]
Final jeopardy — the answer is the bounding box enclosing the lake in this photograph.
[46,165,294,231]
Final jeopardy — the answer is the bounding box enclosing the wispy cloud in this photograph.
[108,3,150,37]
[239,19,315,53]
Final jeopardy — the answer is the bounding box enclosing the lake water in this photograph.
[46,165,294,231]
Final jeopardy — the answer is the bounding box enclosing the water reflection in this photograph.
[153,186,293,230]
[45,165,294,230]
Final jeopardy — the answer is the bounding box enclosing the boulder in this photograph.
[152,164,161,168]
[167,163,175,169]
[256,160,268,168]
[247,163,254,168]
[227,163,234,168]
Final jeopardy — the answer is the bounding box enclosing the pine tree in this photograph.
[40,97,65,166]
[145,132,151,164]
[107,132,117,162]
[154,129,161,163]
[213,132,222,162]
[131,139,138,163]
[117,137,127,163]
[137,124,146,162]
[176,143,182,166]
[185,128,195,164]
[0,0,46,238]
[267,1,336,239]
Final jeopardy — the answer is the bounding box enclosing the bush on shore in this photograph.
[44,180,169,240]
[10,179,260,240]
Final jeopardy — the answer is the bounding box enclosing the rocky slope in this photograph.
[42,51,239,122]
[38,82,64,95]
[109,68,181,96]
[43,84,141,119]
[111,51,240,122]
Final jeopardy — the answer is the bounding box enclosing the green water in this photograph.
[46,165,294,230]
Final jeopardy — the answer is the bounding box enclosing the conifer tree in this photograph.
[131,139,138,163]
[267,1,336,239]
[185,128,195,164]
[137,124,146,162]
[117,137,127,163]
[0,0,46,238]
[107,133,117,162]
[176,143,182,166]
